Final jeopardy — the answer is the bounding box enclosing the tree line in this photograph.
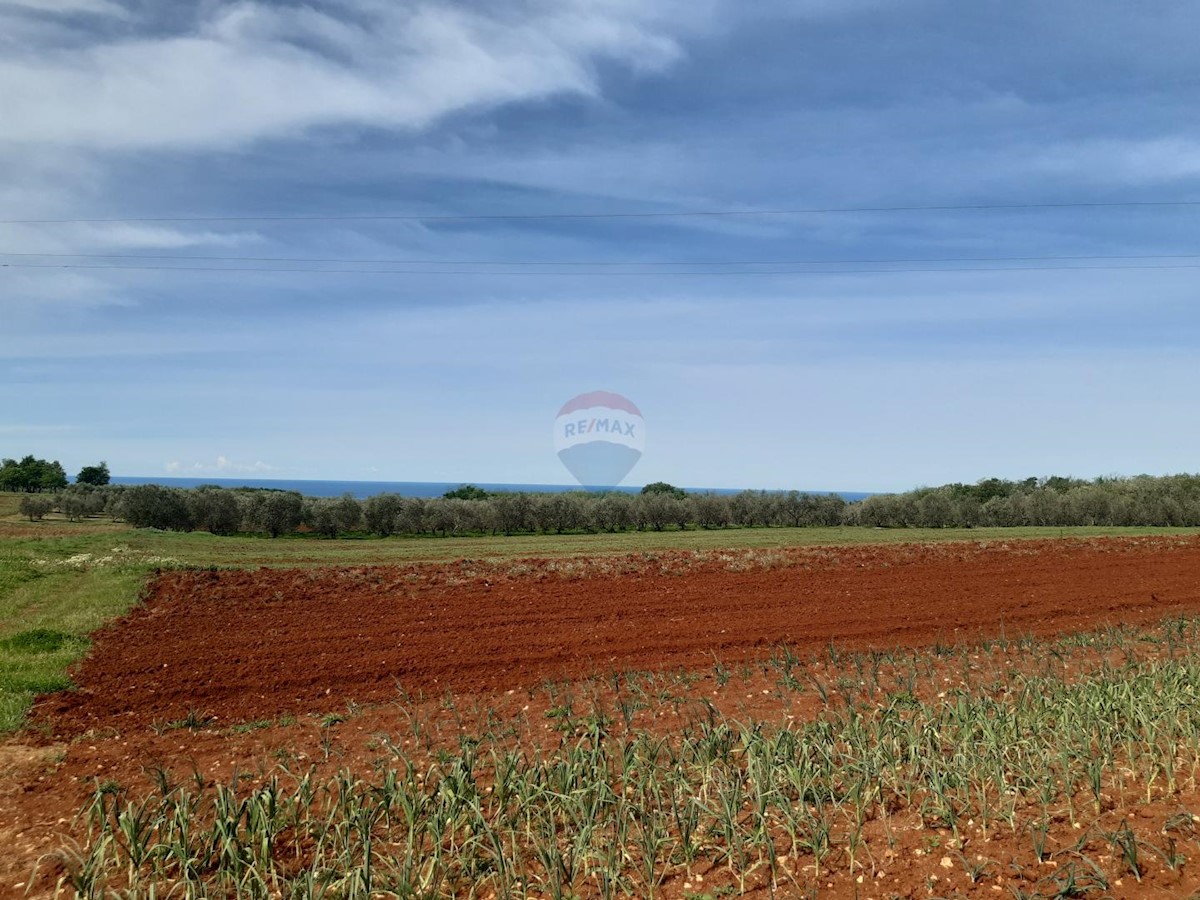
[0,456,109,492]
[12,472,1200,535]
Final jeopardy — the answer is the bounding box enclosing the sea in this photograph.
[110,476,872,502]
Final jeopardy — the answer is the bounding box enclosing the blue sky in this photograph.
[2,0,1199,491]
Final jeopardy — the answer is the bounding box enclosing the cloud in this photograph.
[165,456,276,475]
[0,424,79,436]
[1029,137,1200,185]
[0,1,693,151]
[0,0,127,15]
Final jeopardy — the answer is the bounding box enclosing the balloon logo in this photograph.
[554,391,645,488]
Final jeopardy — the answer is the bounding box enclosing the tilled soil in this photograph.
[38,535,1200,735]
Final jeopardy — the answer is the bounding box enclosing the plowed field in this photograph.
[42,535,1200,734]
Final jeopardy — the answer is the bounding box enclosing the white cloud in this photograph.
[0,0,127,15]
[165,456,276,475]
[0,424,79,435]
[0,1,693,151]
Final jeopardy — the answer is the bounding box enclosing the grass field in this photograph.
[3,489,1200,734]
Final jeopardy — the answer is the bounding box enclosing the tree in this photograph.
[0,455,67,492]
[364,494,403,536]
[60,486,106,522]
[333,494,363,533]
[117,485,193,530]
[188,488,242,535]
[257,491,304,538]
[76,461,111,486]
[692,493,731,528]
[637,492,676,531]
[40,460,68,492]
[641,481,687,500]
[492,492,533,535]
[19,495,53,521]
[443,484,491,500]
[307,498,342,538]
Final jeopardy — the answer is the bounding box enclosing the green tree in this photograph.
[0,458,20,491]
[443,484,491,500]
[40,460,68,492]
[364,494,403,536]
[76,461,111,486]
[255,491,304,538]
[117,485,193,531]
[333,494,363,532]
[188,487,242,535]
[0,455,67,492]
[19,495,53,521]
[640,481,686,500]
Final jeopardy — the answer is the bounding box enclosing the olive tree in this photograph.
[117,485,193,531]
[19,495,53,521]
[188,488,243,535]
[364,493,403,536]
[246,490,304,538]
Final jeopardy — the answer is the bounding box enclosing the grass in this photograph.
[2,488,1200,733]
[0,539,146,731]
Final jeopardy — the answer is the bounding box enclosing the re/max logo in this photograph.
[563,418,636,438]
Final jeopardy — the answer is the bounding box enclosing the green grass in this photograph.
[0,536,147,731]
[2,501,1199,733]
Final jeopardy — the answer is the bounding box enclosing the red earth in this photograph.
[38,535,1200,735]
[8,534,1200,898]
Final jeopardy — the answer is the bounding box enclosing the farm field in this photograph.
[5,501,1200,896]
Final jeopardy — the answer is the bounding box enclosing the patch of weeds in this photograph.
[163,709,215,731]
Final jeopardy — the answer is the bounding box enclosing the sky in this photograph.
[2,0,1200,492]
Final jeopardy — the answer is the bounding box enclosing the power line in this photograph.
[1,251,1199,266]
[5,261,1200,276]
[2,199,1200,225]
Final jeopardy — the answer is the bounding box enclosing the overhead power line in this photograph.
[2,199,1199,225]
[4,261,1200,277]
[1,251,1199,266]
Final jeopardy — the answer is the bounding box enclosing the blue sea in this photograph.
[110,476,872,502]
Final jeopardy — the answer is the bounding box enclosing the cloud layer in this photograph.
[3,1,1200,489]
[0,1,689,150]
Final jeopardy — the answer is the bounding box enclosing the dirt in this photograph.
[37,535,1200,734]
[7,535,1200,898]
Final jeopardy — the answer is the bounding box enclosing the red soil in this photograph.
[9,536,1200,897]
[39,535,1200,735]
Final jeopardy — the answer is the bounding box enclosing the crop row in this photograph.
[57,618,1200,898]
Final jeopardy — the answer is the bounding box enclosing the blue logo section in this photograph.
[554,391,645,488]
